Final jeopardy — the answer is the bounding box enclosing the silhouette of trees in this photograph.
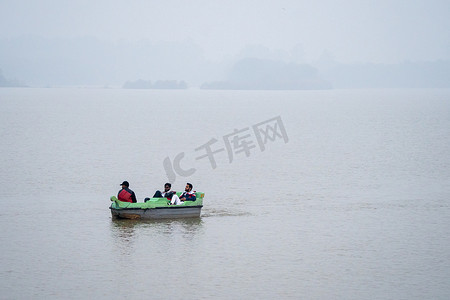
[201,58,331,90]
[0,68,26,87]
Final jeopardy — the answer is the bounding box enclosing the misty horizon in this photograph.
[1,0,449,88]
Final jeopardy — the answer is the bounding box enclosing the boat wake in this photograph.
[201,208,251,218]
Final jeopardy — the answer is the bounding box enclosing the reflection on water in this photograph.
[109,219,139,255]
[110,217,203,230]
[162,218,204,240]
[110,217,204,254]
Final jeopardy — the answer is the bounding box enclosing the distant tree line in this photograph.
[201,58,332,90]
[123,79,187,89]
[2,36,450,89]
[0,68,26,87]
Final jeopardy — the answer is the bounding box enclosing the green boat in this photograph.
[110,192,205,219]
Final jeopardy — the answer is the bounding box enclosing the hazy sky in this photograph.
[1,0,449,63]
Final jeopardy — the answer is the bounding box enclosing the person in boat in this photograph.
[149,183,175,201]
[169,183,196,205]
[118,181,137,203]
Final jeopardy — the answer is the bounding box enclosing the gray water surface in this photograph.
[0,88,449,299]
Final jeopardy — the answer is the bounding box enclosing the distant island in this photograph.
[123,79,187,89]
[0,69,26,87]
[201,58,332,90]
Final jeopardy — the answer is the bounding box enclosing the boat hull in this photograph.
[110,205,203,220]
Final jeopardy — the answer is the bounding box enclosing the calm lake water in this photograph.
[1,88,449,299]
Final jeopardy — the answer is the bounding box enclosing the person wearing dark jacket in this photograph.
[152,182,175,199]
[118,181,137,203]
[169,183,196,205]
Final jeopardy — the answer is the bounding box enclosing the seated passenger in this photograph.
[150,183,175,201]
[169,183,196,205]
[118,181,137,203]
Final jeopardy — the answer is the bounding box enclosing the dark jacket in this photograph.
[118,187,137,203]
[180,191,196,201]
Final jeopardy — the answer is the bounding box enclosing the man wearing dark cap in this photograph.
[118,181,137,203]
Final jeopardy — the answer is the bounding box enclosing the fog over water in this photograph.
[0,88,449,299]
[1,1,450,299]
[0,0,449,87]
